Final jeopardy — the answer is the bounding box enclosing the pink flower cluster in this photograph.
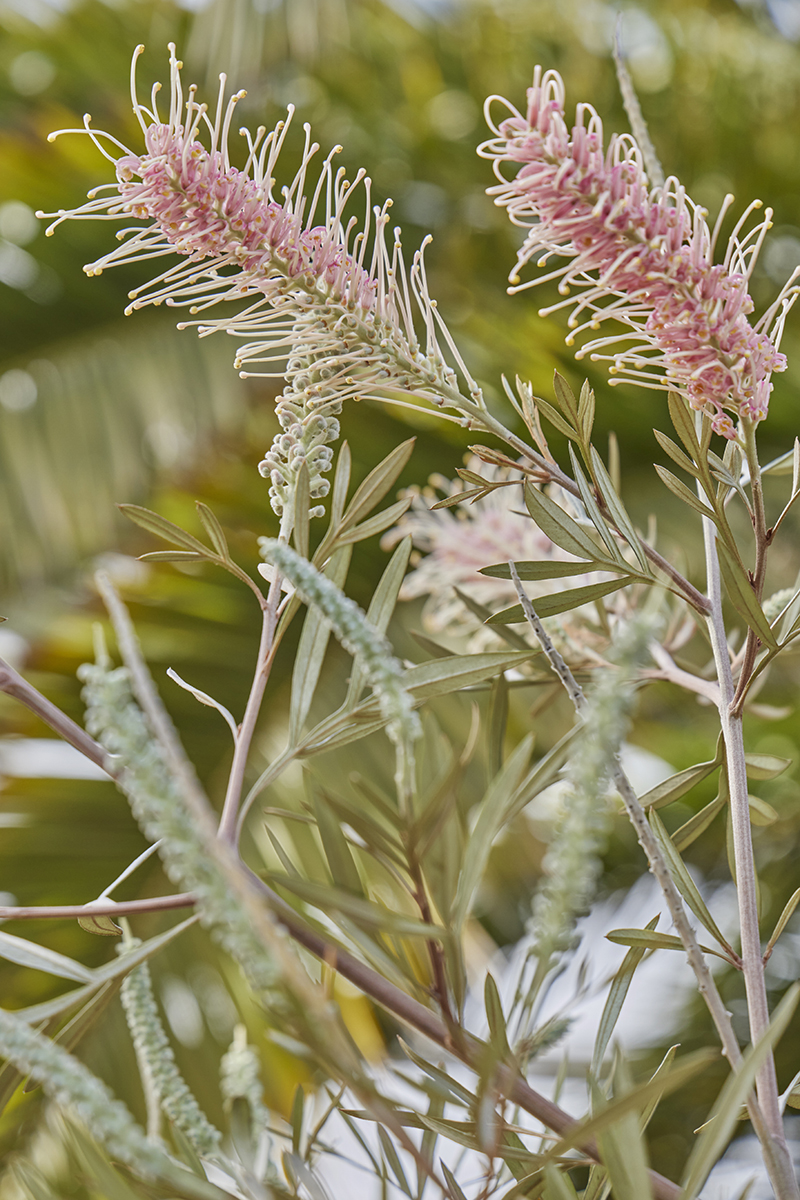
[113,122,377,311]
[480,68,795,436]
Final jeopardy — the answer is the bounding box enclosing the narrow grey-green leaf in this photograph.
[653,430,701,479]
[430,486,492,510]
[591,915,659,1076]
[532,394,577,440]
[402,651,535,698]
[15,915,200,1024]
[440,1162,469,1200]
[339,438,415,532]
[330,441,352,529]
[589,446,649,571]
[453,587,533,651]
[544,1050,717,1162]
[667,391,702,458]
[480,560,604,581]
[717,541,779,650]
[568,445,623,563]
[578,379,596,443]
[398,1039,475,1108]
[292,461,311,561]
[378,1126,412,1197]
[313,793,363,895]
[337,497,412,546]
[118,505,212,557]
[648,809,732,951]
[640,757,721,810]
[672,793,727,852]
[680,984,800,1200]
[744,752,792,780]
[765,888,800,961]
[195,503,229,560]
[606,927,729,962]
[605,929,685,952]
[289,546,352,743]
[451,736,533,930]
[487,577,635,624]
[640,1046,678,1130]
[268,874,445,938]
[138,550,209,563]
[524,483,605,561]
[653,466,717,520]
[484,972,511,1059]
[0,932,93,983]
[552,371,580,426]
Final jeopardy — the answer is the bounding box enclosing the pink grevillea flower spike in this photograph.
[38,44,480,532]
[479,68,798,439]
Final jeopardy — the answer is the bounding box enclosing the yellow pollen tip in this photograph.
[509,274,520,285]
[47,133,56,142]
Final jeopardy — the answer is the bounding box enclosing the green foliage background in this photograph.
[2,0,800,1185]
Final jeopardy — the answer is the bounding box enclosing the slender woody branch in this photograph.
[0,645,680,1198]
[508,563,797,1199]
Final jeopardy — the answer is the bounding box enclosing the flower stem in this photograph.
[507,564,800,1194]
[702,507,798,1199]
[217,574,282,844]
[733,418,770,714]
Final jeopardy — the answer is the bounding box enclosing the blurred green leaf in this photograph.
[743,752,792,780]
[119,504,213,558]
[0,930,93,982]
[16,915,200,1023]
[451,734,533,931]
[195,502,230,561]
[672,792,727,852]
[591,915,659,1077]
[765,888,800,961]
[648,808,732,952]
[640,756,721,811]
[681,984,800,1200]
[594,1061,653,1200]
[313,791,363,895]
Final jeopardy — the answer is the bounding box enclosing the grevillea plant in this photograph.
[2,40,800,1200]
